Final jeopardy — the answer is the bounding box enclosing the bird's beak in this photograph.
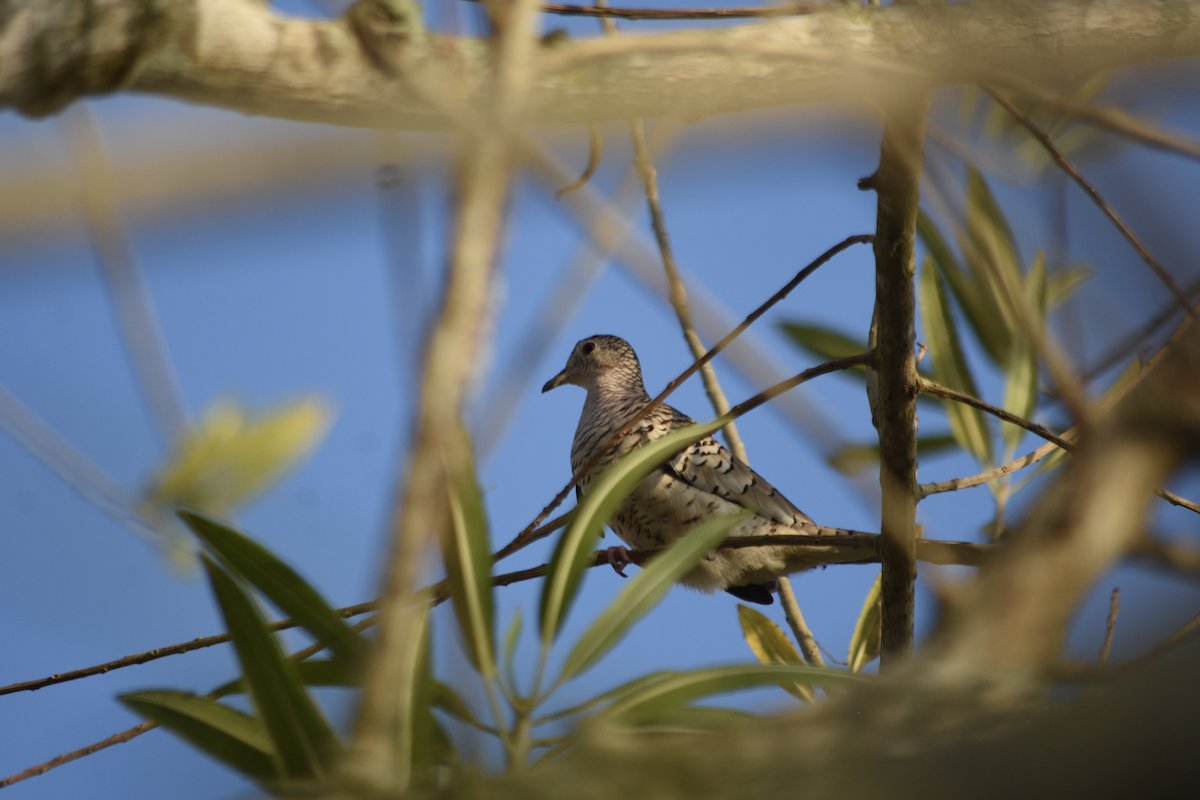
[542,370,569,393]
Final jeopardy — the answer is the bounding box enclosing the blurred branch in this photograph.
[476,0,826,20]
[984,86,1194,315]
[342,0,537,788]
[1007,81,1200,163]
[6,1,1200,128]
[477,123,683,459]
[869,86,928,668]
[61,105,190,447]
[0,381,173,545]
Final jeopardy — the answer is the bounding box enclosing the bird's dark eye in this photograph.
[581,341,596,355]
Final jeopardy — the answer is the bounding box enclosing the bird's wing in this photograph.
[656,407,814,527]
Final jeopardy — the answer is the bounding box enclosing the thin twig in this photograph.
[776,578,826,667]
[920,379,1073,452]
[0,599,382,697]
[467,0,825,20]
[0,615,379,790]
[984,87,1194,316]
[493,235,872,561]
[1007,81,1200,163]
[1125,610,1200,669]
[1098,587,1120,666]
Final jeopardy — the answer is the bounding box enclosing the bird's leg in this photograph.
[606,545,632,577]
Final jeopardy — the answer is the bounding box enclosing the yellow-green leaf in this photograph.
[539,417,728,644]
[148,397,332,514]
[736,605,812,703]
[920,258,993,466]
[847,573,881,673]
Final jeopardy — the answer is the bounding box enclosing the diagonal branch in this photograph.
[984,86,1194,315]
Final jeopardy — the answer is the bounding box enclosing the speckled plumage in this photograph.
[543,335,839,603]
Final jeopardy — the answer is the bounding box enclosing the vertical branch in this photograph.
[342,0,538,791]
[869,90,929,668]
[61,105,190,448]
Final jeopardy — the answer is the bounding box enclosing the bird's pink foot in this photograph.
[606,546,632,578]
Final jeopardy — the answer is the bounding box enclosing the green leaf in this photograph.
[181,511,366,669]
[920,258,993,466]
[535,671,680,724]
[217,659,360,697]
[737,605,812,703]
[1001,252,1046,453]
[1047,265,1093,309]
[148,397,332,514]
[441,437,496,675]
[918,210,1010,366]
[780,322,932,383]
[203,555,341,778]
[631,705,756,730]
[431,679,487,730]
[538,417,729,643]
[120,690,278,779]
[778,323,871,370]
[601,664,865,724]
[503,608,523,693]
[560,510,751,682]
[412,611,456,788]
[847,574,882,673]
[828,434,960,475]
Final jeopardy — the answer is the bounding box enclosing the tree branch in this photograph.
[5,1,1200,128]
[869,86,928,668]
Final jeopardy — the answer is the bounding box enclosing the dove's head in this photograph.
[542,335,644,394]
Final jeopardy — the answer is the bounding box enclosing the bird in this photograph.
[542,334,843,605]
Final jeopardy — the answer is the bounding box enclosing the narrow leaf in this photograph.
[780,322,933,382]
[737,605,812,702]
[959,168,1023,365]
[828,434,960,475]
[503,608,523,691]
[203,555,341,778]
[632,706,755,730]
[121,690,278,779]
[778,323,871,370]
[218,659,360,697]
[441,436,496,675]
[535,672,680,724]
[920,259,993,466]
[181,511,366,668]
[918,210,1010,365]
[431,679,487,729]
[148,397,332,514]
[539,418,728,643]
[560,510,751,682]
[1047,265,1093,309]
[847,574,882,673]
[601,664,865,724]
[1001,252,1045,453]
[412,609,456,788]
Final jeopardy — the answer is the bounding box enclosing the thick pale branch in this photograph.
[4,0,1200,128]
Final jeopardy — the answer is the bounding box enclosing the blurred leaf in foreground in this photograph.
[148,397,332,514]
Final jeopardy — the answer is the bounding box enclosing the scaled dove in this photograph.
[542,335,844,605]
